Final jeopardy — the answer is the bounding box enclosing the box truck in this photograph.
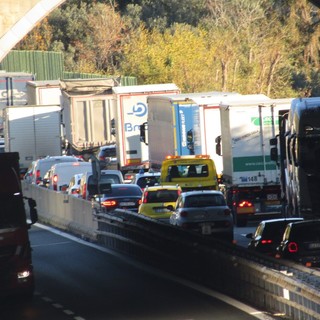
[217,96,292,226]
[2,105,62,174]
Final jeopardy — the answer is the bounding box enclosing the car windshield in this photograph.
[137,176,160,189]
[146,190,179,203]
[185,194,226,207]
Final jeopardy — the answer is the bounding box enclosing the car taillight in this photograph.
[101,200,117,207]
[261,239,272,244]
[288,242,298,253]
[224,208,231,215]
[180,211,188,217]
[238,200,253,208]
[53,174,58,191]
[143,191,148,203]
[36,170,41,184]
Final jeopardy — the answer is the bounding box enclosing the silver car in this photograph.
[170,190,234,242]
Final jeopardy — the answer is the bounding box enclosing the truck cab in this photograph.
[160,155,219,191]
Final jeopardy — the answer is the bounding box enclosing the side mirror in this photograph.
[27,198,38,225]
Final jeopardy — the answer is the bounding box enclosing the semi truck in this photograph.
[2,104,62,174]
[270,97,320,220]
[217,97,292,226]
[0,72,35,135]
[140,93,201,170]
[0,152,38,298]
[60,79,180,174]
[111,84,180,174]
[141,92,243,175]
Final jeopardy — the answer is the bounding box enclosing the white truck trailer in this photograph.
[217,97,293,226]
[27,80,61,105]
[143,92,241,174]
[112,84,180,174]
[60,79,180,174]
[2,104,62,174]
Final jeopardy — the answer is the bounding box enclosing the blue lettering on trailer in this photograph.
[127,102,147,117]
[125,123,141,132]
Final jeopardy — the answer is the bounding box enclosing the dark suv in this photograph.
[246,218,303,256]
[276,220,320,267]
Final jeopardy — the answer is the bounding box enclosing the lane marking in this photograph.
[33,222,277,320]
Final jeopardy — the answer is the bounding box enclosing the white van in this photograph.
[79,169,124,200]
[27,155,83,185]
[44,162,93,191]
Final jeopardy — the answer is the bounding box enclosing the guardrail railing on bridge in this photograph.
[23,182,320,320]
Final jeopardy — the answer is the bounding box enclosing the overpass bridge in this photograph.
[0,0,66,63]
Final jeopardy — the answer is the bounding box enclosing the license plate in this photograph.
[155,208,169,213]
[120,202,135,206]
[308,242,320,249]
[201,224,212,235]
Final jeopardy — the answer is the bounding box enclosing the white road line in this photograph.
[34,222,277,320]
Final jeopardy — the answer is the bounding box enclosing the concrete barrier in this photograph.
[22,182,97,241]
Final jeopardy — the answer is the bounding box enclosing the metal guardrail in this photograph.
[94,209,320,320]
[23,183,320,319]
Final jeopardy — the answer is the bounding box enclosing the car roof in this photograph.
[260,218,304,225]
[287,219,320,228]
[181,190,223,196]
[36,156,80,163]
[144,184,181,191]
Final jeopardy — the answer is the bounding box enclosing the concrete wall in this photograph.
[22,182,97,241]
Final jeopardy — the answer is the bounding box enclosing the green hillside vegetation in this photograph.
[14,0,320,98]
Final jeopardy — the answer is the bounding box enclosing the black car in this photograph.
[246,218,303,256]
[276,220,320,267]
[92,184,142,213]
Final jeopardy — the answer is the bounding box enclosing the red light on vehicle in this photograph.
[261,239,273,244]
[138,199,142,205]
[36,170,41,184]
[143,191,148,203]
[101,200,117,207]
[180,211,188,217]
[288,242,298,253]
[53,175,58,191]
[238,200,253,208]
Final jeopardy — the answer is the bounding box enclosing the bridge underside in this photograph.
[0,0,66,63]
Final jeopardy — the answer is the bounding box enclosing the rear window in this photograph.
[137,176,160,189]
[291,225,320,242]
[109,186,142,196]
[185,194,226,207]
[88,174,121,185]
[146,189,179,203]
